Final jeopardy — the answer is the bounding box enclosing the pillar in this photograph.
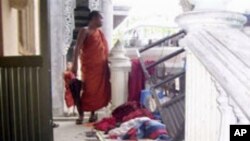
[176,0,249,140]
[109,41,131,110]
[49,0,77,117]
[101,0,113,49]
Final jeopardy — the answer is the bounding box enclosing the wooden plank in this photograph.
[0,56,43,67]
[39,0,53,140]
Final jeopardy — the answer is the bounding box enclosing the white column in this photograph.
[184,51,221,141]
[188,0,231,11]
[63,0,76,54]
[109,41,131,110]
[50,0,77,116]
[176,7,249,141]
[243,26,250,36]
[49,0,66,116]
[188,0,250,13]
[101,0,113,49]
[243,11,250,36]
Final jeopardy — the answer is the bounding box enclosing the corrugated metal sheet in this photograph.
[0,57,43,141]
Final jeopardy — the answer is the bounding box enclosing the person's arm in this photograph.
[72,28,87,75]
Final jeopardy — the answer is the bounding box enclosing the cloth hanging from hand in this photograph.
[64,71,75,107]
[69,78,82,116]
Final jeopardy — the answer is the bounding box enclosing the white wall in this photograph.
[49,0,65,116]
[34,0,40,55]
[1,0,19,56]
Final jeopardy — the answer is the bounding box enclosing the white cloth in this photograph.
[108,117,151,137]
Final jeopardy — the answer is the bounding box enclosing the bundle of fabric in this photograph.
[108,117,172,141]
[122,108,154,122]
[108,117,151,138]
[94,101,153,129]
[111,101,140,122]
[122,119,171,140]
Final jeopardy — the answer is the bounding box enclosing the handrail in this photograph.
[139,30,186,53]
[162,94,185,108]
[135,29,186,141]
[152,70,185,89]
[146,48,185,70]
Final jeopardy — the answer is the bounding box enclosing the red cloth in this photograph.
[94,117,116,132]
[112,101,140,122]
[111,101,153,123]
[64,71,75,107]
[128,59,155,102]
[80,29,111,111]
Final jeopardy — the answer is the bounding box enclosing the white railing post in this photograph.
[109,41,131,110]
[176,3,250,140]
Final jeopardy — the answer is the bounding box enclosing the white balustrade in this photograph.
[177,10,250,141]
[109,41,131,110]
[184,51,221,141]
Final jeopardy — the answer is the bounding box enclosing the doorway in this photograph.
[0,0,53,141]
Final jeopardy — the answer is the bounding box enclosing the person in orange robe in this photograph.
[63,62,75,110]
[72,11,111,124]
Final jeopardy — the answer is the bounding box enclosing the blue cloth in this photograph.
[140,89,151,107]
[140,89,165,107]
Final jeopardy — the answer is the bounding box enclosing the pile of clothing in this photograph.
[94,102,172,141]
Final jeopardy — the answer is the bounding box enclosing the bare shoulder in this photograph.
[98,29,105,35]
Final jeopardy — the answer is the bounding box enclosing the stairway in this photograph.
[137,30,186,141]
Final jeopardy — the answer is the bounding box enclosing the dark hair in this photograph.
[88,11,101,21]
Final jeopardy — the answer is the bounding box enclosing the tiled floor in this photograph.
[53,121,98,141]
[53,121,157,141]
[54,109,110,141]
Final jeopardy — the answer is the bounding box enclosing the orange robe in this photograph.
[64,71,75,108]
[80,29,111,111]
